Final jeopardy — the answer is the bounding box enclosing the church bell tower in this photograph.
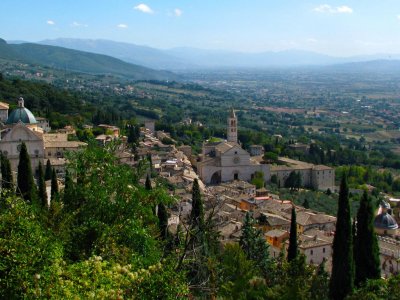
[227,108,237,143]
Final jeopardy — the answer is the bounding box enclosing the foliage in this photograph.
[287,206,298,262]
[251,171,265,189]
[1,153,13,191]
[239,212,271,278]
[285,171,302,190]
[329,175,355,300]
[45,159,52,181]
[354,191,381,286]
[190,178,204,229]
[37,161,48,208]
[16,142,37,203]
[51,168,59,201]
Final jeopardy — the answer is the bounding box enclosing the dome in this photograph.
[6,97,37,125]
[374,212,399,230]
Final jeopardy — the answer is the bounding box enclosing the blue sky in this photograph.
[1,0,400,56]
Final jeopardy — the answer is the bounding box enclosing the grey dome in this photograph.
[6,97,37,125]
[374,212,398,230]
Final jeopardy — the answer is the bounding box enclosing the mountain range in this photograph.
[39,38,400,71]
[0,39,177,80]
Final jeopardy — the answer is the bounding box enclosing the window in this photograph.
[310,250,313,255]
[323,248,325,253]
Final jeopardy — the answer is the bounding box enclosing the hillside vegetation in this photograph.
[0,39,177,80]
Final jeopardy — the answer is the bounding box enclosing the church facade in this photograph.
[0,97,85,175]
[197,109,270,184]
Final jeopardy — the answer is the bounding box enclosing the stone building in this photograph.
[270,157,335,191]
[0,102,9,123]
[0,97,85,175]
[197,109,269,184]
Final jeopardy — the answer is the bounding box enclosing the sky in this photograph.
[1,0,400,56]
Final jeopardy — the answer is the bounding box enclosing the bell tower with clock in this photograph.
[227,108,238,143]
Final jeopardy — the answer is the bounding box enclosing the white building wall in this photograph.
[301,245,331,265]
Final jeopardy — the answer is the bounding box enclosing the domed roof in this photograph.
[6,97,37,125]
[374,212,398,230]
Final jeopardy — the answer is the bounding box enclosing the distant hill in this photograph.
[40,38,191,70]
[0,39,177,80]
[37,38,400,70]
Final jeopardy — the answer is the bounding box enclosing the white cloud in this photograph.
[313,4,353,14]
[174,8,183,17]
[134,3,153,14]
[307,38,318,43]
[336,6,353,14]
[47,20,55,25]
[117,24,128,29]
[397,14,400,20]
[71,21,88,28]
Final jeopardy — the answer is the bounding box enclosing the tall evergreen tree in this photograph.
[354,190,381,286]
[303,198,310,209]
[63,169,74,208]
[158,202,169,239]
[16,143,36,202]
[145,173,152,190]
[45,159,52,181]
[190,179,204,229]
[1,154,13,190]
[287,206,298,262]
[329,175,355,300]
[37,161,48,208]
[239,212,271,277]
[51,168,59,201]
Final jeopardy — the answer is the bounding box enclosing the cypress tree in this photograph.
[1,154,13,190]
[51,168,59,201]
[354,190,381,286]
[45,159,52,180]
[287,206,298,262]
[145,173,152,190]
[158,202,169,239]
[63,169,74,208]
[303,198,310,209]
[16,142,36,202]
[37,161,48,208]
[329,174,354,300]
[190,178,204,229]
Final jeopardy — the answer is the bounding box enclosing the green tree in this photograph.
[309,259,329,300]
[251,171,264,189]
[145,173,152,190]
[239,212,271,277]
[329,174,355,300]
[51,168,59,201]
[63,169,74,209]
[16,142,36,202]
[1,154,13,190]
[218,243,266,299]
[37,161,48,208]
[354,190,381,286]
[288,206,298,262]
[303,198,310,209]
[157,202,168,239]
[190,178,204,229]
[45,159,52,180]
